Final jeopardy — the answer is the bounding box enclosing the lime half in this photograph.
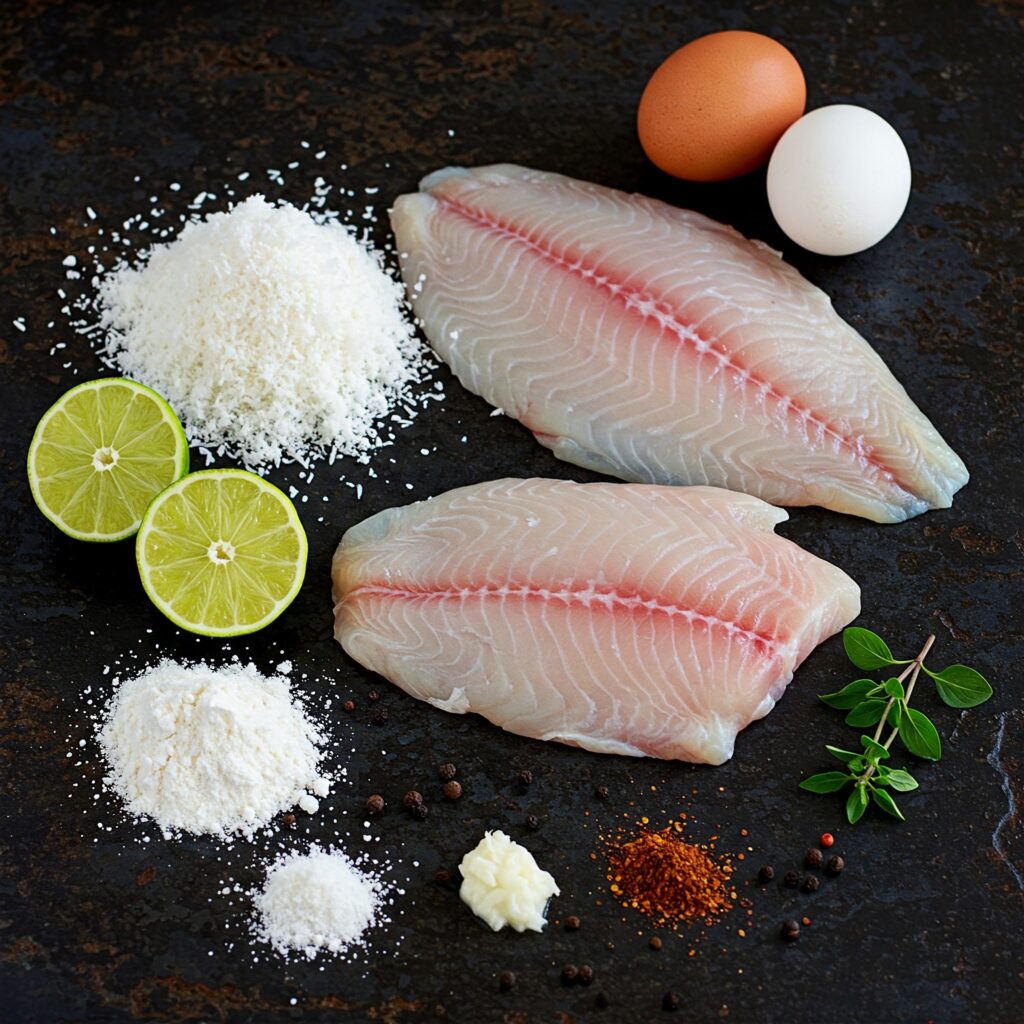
[27,378,189,542]
[136,469,308,636]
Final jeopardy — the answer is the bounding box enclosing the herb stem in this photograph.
[860,634,935,785]
[868,646,929,744]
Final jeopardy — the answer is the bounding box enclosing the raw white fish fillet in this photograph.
[391,164,968,523]
[332,479,860,764]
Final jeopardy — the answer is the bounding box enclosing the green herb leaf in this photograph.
[926,664,994,709]
[842,627,896,670]
[883,677,905,700]
[825,745,863,763]
[819,679,878,709]
[860,735,890,761]
[871,788,905,820]
[845,700,887,727]
[846,785,868,824]
[898,707,942,760]
[799,772,853,794]
[884,768,919,792]
[887,700,902,729]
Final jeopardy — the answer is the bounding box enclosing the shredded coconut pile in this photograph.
[98,659,331,838]
[254,845,386,959]
[95,194,428,471]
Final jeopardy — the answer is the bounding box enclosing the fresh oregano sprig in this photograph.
[800,627,993,823]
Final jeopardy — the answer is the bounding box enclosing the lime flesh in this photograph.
[136,469,307,637]
[27,378,189,541]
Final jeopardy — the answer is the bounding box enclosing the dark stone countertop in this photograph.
[1,2,1021,1022]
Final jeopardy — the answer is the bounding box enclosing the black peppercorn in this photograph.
[594,784,609,800]
[826,855,845,875]
[596,992,609,1009]
[561,964,578,985]
[435,868,452,886]
[499,971,515,991]
[342,699,356,713]
[578,965,594,986]
[805,847,824,869]
[648,935,663,950]
[662,991,680,1011]
[564,915,581,931]
[781,919,801,941]
[802,875,820,893]
[442,780,463,800]
[371,708,388,725]
[525,814,540,830]
[412,802,429,820]
[365,794,385,816]
[281,813,296,828]
[518,769,533,785]
[403,790,423,808]
[368,690,380,701]
[784,870,800,888]
[757,865,775,884]
[438,762,457,781]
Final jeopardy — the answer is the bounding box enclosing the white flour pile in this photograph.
[94,194,428,471]
[254,845,387,959]
[98,659,331,838]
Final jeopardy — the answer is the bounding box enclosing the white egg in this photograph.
[766,104,911,256]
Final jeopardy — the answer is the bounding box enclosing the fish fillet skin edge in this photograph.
[390,164,968,523]
[332,479,861,765]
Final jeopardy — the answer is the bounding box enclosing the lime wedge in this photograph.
[27,378,189,542]
[136,469,307,636]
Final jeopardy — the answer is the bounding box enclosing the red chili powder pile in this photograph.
[603,818,736,929]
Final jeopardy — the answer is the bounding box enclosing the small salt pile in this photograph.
[254,846,386,959]
[98,659,330,838]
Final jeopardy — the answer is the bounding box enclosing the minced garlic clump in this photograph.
[458,830,560,932]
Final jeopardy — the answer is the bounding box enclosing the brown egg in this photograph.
[637,30,806,182]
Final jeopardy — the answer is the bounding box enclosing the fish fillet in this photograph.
[332,479,860,764]
[390,164,968,523]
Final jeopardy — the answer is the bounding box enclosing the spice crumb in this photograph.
[801,916,812,926]
[525,814,540,831]
[342,699,356,713]
[564,915,581,931]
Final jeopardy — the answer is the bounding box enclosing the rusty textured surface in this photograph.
[1,1,1022,1021]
